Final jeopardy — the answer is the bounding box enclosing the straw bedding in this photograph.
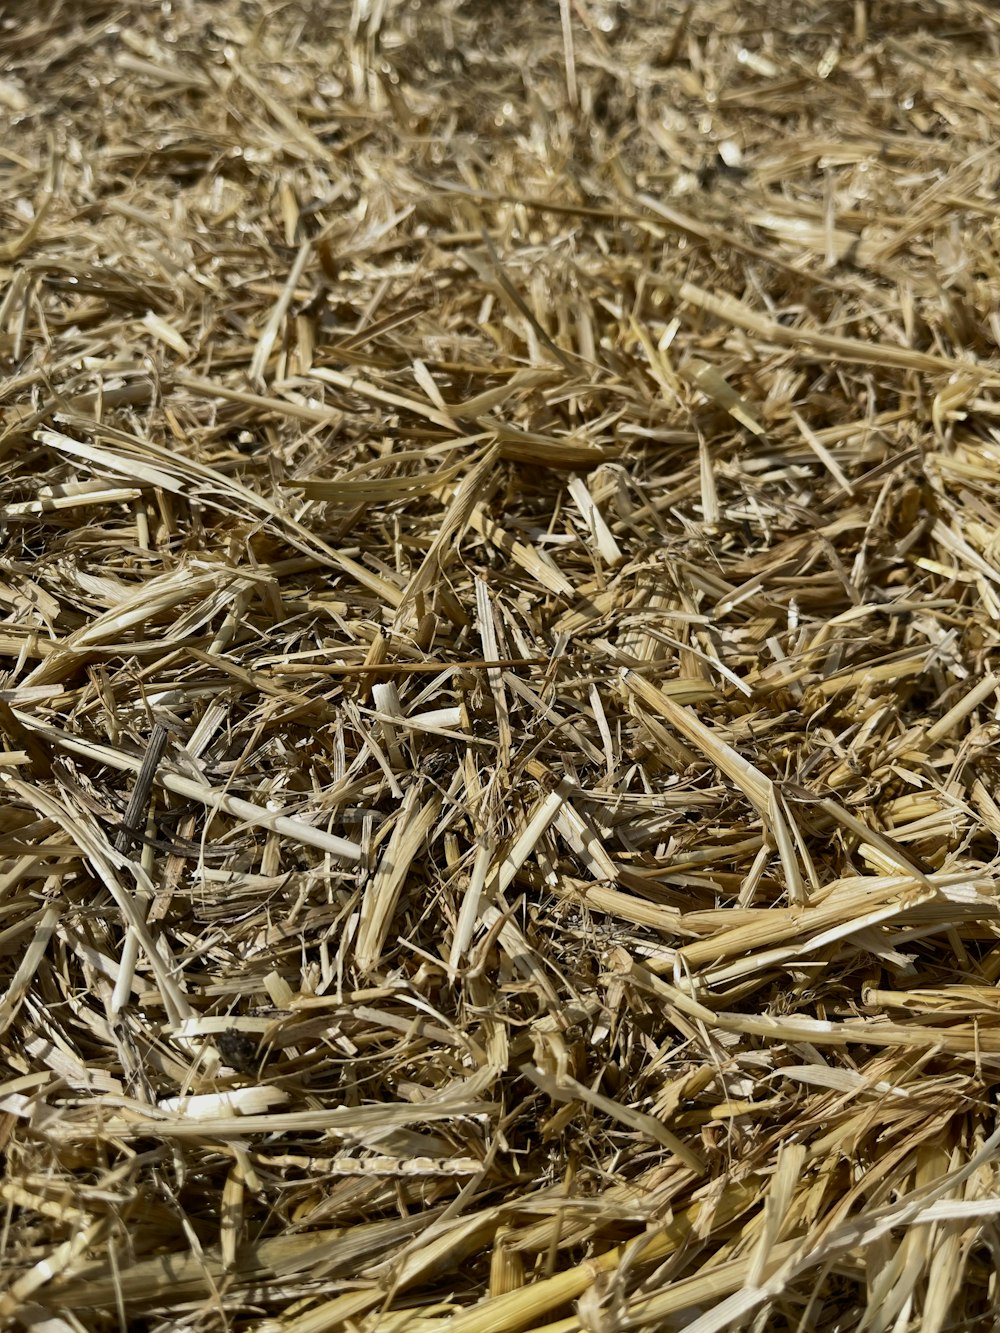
[3,0,1000,1329]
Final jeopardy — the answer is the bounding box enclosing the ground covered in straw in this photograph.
[3,0,1000,1329]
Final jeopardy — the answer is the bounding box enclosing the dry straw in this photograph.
[3,0,1000,1329]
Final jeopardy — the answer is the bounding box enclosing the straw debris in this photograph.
[4,1,1000,1329]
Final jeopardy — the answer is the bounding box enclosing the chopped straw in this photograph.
[4,2,1000,1330]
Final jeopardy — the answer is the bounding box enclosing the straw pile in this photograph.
[4,0,1000,1328]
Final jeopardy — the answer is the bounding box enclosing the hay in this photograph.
[3,0,1000,1328]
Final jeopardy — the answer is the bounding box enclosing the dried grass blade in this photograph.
[520,1063,705,1173]
[468,504,574,596]
[621,671,771,810]
[684,359,764,435]
[250,240,312,386]
[394,444,501,623]
[35,428,183,492]
[356,784,443,973]
[567,474,623,567]
[926,672,1000,744]
[0,902,58,1038]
